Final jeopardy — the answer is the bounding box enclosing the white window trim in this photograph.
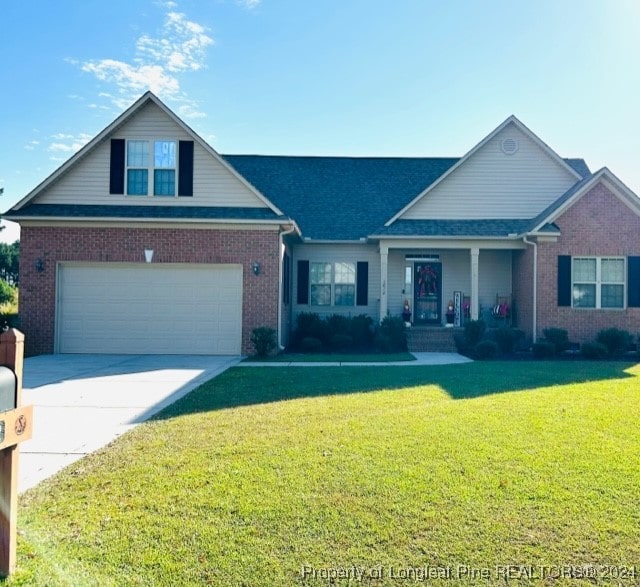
[571,256,626,309]
[126,139,178,198]
[309,261,356,307]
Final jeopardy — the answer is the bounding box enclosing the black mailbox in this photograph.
[0,367,17,413]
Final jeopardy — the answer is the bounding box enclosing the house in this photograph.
[6,92,640,356]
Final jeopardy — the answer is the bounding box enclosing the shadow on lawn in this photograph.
[152,360,638,420]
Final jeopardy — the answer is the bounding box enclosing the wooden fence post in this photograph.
[0,329,25,577]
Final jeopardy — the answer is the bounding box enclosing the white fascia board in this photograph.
[376,237,526,250]
[384,115,583,227]
[11,92,285,217]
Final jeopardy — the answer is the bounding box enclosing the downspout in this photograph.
[522,236,537,343]
[278,224,297,351]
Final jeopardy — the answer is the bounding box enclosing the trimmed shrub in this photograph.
[474,340,498,360]
[326,314,350,336]
[532,341,555,359]
[350,314,374,349]
[493,327,524,355]
[581,341,608,360]
[0,281,15,306]
[596,327,632,357]
[301,336,323,353]
[379,316,407,352]
[464,319,486,347]
[542,328,570,354]
[329,333,353,351]
[294,312,330,347]
[251,327,277,357]
[373,333,392,353]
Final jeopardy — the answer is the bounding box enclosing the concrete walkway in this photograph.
[17,351,470,493]
[19,354,241,493]
[239,351,472,367]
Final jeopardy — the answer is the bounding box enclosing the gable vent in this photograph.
[500,137,519,155]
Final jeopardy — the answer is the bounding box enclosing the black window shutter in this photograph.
[297,260,309,305]
[109,139,125,194]
[557,255,572,307]
[178,140,194,196]
[628,256,640,307]
[356,261,368,306]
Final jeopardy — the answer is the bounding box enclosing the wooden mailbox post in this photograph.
[0,329,33,577]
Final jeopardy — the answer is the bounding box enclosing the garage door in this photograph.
[57,263,243,354]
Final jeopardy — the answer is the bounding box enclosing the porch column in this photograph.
[380,248,388,321]
[470,247,479,320]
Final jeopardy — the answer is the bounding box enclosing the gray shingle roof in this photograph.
[372,219,533,237]
[6,204,286,221]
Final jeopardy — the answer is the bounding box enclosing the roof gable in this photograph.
[11,92,283,215]
[387,116,583,224]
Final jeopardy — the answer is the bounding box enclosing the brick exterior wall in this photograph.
[19,225,282,356]
[512,246,534,341]
[535,183,640,343]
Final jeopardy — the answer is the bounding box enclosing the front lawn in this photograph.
[244,351,416,363]
[11,361,640,586]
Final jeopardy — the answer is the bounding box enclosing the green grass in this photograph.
[9,361,640,586]
[245,351,416,362]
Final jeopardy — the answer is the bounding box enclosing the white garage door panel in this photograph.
[58,264,243,355]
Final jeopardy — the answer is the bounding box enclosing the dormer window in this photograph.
[125,140,177,196]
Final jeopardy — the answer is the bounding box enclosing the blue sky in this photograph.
[2,0,639,243]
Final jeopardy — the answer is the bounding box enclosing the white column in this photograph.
[470,247,479,320]
[380,248,388,322]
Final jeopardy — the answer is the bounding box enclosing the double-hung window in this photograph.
[309,262,356,306]
[572,257,624,309]
[126,140,177,196]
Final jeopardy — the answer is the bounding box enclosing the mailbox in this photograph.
[0,367,16,413]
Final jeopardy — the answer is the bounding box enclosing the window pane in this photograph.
[335,284,355,306]
[310,284,331,305]
[154,141,176,168]
[573,258,596,282]
[601,258,624,283]
[573,284,595,308]
[310,262,332,284]
[601,284,624,308]
[334,262,355,284]
[127,141,149,167]
[154,169,176,196]
[127,169,148,195]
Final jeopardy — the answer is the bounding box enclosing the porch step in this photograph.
[406,326,461,353]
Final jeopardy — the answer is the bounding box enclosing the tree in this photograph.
[0,241,19,285]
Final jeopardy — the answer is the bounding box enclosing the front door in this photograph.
[414,262,442,324]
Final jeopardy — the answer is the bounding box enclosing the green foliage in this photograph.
[349,314,374,349]
[542,328,570,354]
[596,327,632,357]
[300,336,323,353]
[464,319,486,346]
[373,333,392,353]
[581,341,608,359]
[294,312,330,347]
[492,327,524,354]
[0,241,19,285]
[532,341,556,359]
[0,280,16,306]
[250,327,277,358]
[474,340,498,360]
[379,316,407,351]
[326,314,350,335]
[0,313,19,331]
[329,333,353,351]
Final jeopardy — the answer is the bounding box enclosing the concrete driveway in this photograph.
[19,354,240,493]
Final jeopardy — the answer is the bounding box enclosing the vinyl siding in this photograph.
[292,243,380,321]
[400,122,578,220]
[36,102,268,208]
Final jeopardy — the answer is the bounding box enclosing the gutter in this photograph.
[522,235,538,343]
[278,224,298,351]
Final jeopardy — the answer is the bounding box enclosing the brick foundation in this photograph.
[19,226,282,356]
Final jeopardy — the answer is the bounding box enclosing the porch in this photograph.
[406,326,462,353]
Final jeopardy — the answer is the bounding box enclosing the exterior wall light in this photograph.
[252,261,261,276]
[35,258,45,273]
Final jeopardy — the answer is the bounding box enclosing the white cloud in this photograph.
[47,133,92,154]
[237,0,261,9]
[24,140,40,151]
[79,6,213,118]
